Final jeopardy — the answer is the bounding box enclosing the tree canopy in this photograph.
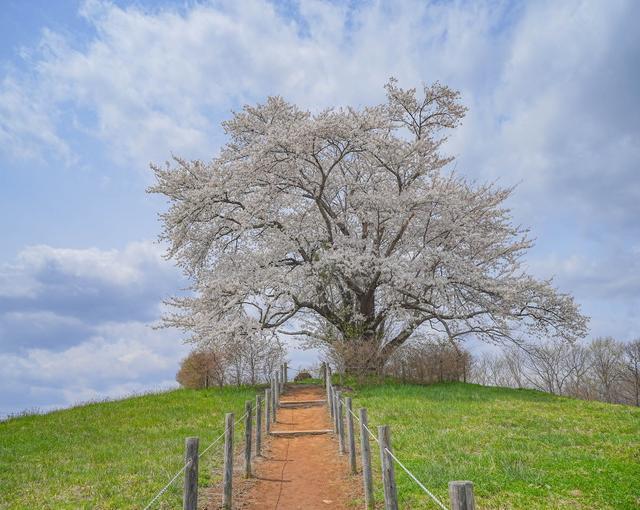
[150,79,588,372]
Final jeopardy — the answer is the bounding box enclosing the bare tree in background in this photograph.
[623,339,640,406]
[471,337,638,406]
[177,331,285,388]
[563,343,592,400]
[589,337,624,403]
[237,331,286,384]
[502,346,527,389]
[520,341,574,395]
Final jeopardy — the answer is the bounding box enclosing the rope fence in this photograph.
[139,361,292,510]
[141,408,250,510]
[139,361,474,509]
[323,362,476,510]
[341,398,448,509]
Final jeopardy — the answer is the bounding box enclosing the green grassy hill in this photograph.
[1,382,638,509]
[347,381,640,509]
[0,386,257,509]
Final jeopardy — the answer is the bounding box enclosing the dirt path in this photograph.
[237,385,356,509]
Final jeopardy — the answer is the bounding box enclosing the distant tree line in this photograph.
[176,328,639,409]
[321,335,472,384]
[176,333,286,389]
[326,334,639,407]
[470,337,640,406]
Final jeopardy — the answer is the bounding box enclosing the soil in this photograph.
[232,385,358,509]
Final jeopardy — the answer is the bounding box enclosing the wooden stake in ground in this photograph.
[255,395,262,457]
[331,388,340,434]
[183,437,198,510]
[359,408,374,509]
[329,383,335,421]
[265,388,271,433]
[345,397,356,474]
[449,481,476,510]
[337,392,345,454]
[271,378,277,422]
[244,400,253,478]
[378,425,398,510]
[222,413,234,510]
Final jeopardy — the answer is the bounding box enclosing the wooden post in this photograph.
[325,367,332,410]
[337,391,345,454]
[183,437,199,510]
[244,400,252,478]
[222,413,234,510]
[265,388,271,433]
[332,390,338,433]
[328,383,334,418]
[271,377,277,422]
[449,481,476,510]
[345,397,356,474]
[275,372,280,406]
[378,425,398,510]
[255,395,263,457]
[321,362,326,385]
[270,377,275,414]
[284,362,288,384]
[359,408,374,509]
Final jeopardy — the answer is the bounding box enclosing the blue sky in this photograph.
[1,0,638,418]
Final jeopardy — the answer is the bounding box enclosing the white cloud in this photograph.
[0,0,638,414]
[9,321,184,381]
[0,321,188,417]
[529,250,640,300]
[0,240,189,416]
[0,75,72,162]
[1,240,173,293]
[0,0,512,166]
[2,0,635,230]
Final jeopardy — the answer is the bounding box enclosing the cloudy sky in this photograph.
[1,0,638,417]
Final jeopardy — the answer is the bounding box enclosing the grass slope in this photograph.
[1,382,638,509]
[346,381,640,509]
[0,386,257,509]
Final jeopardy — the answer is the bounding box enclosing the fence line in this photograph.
[140,361,291,510]
[333,375,468,510]
[141,408,250,510]
[141,362,474,509]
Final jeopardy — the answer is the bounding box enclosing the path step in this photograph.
[279,399,326,407]
[268,429,333,437]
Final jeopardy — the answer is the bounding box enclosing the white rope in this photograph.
[142,459,191,510]
[337,393,447,510]
[342,397,379,444]
[199,410,248,458]
[384,447,448,510]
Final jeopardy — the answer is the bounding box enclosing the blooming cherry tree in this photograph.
[150,79,588,373]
